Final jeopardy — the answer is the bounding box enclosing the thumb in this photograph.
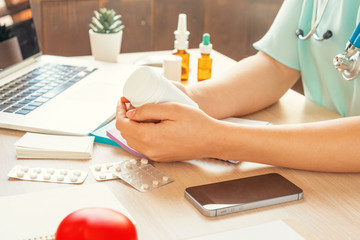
[126,103,184,122]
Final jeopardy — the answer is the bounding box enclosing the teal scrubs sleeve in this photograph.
[253,0,304,71]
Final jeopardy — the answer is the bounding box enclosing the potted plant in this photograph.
[0,25,23,69]
[89,8,125,62]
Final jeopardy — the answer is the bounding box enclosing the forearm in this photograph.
[187,51,300,119]
[208,117,360,172]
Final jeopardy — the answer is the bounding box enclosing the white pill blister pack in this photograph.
[8,165,87,184]
[89,161,124,181]
[90,158,174,192]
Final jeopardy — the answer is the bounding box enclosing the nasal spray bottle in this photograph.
[173,13,190,84]
[197,33,213,81]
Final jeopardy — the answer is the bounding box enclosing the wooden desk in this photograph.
[1,50,359,240]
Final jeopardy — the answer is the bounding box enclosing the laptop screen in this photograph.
[0,6,40,71]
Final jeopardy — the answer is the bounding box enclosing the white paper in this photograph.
[15,132,94,159]
[187,220,305,240]
[16,132,94,152]
[0,184,135,240]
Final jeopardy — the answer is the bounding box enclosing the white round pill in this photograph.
[34,168,42,174]
[94,165,102,171]
[106,164,113,169]
[140,158,148,165]
[141,184,150,190]
[73,171,81,177]
[56,175,64,181]
[70,175,78,182]
[99,174,106,180]
[43,174,51,180]
[162,176,169,182]
[21,166,29,173]
[16,171,24,178]
[60,169,68,175]
[115,166,121,172]
[152,180,159,186]
[130,159,137,164]
[124,161,132,169]
[47,169,55,175]
[30,173,38,179]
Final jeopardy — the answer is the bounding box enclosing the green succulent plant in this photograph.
[90,8,124,34]
[0,25,14,42]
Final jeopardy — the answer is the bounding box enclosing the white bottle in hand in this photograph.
[123,66,198,108]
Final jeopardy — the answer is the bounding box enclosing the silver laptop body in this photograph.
[0,15,136,135]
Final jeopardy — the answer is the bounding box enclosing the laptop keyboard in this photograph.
[0,63,97,115]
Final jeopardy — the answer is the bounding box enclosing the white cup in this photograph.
[163,55,182,82]
[123,66,198,108]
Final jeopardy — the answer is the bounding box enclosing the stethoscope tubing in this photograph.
[350,21,360,48]
[297,0,329,40]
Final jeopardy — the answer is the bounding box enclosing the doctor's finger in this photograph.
[116,100,128,119]
[127,103,189,122]
[115,114,139,135]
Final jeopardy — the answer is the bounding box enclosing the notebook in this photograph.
[90,119,120,147]
[0,10,138,135]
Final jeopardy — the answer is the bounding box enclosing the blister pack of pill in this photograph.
[89,162,121,181]
[112,158,173,192]
[8,165,87,184]
[90,158,173,192]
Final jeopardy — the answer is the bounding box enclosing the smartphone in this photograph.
[184,173,303,217]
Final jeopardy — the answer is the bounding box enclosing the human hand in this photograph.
[115,98,219,162]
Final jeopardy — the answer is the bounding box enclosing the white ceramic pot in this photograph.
[89,29,123,63]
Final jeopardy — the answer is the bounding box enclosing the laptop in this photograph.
[0,13,137,135]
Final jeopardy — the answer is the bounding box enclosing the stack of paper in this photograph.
[90,119,120,147]
[15,132,94,159]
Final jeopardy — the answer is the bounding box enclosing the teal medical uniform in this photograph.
[253,0,360,116]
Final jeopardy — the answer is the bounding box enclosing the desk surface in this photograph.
[1,50,359,240]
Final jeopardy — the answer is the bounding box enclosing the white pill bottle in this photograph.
[123,66,198,108]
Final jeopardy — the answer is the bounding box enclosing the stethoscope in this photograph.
[296,0,360,81]
[296,0,333,41]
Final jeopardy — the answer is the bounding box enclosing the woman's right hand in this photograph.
[115,97,221,162]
